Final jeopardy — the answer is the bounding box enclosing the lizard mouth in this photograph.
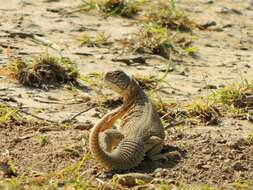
[104,71,131,96]
[104,79,125,95]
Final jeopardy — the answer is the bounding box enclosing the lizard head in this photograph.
[104,70,135,97]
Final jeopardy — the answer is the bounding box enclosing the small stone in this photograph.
[98,172,113,179]
[233,161,246,171]
[207,0,214,3]
[201,164,211,170]
[219,7,230,14]
[227,138,247,149]
[179,71,186,76]
[203,84,217,90]
[92,112,101,118]
[74,121,93,130]
[202,148,211,154]
[146,184,156,190]
[247,113,253,123]
[223,24,233,28]
[46,8,62,13]
[231,8,242,15]
[154,168,168,177]
[218,155,224,160]
[245,64,251,68]
[200,20,216,29]
[116,173,153,186]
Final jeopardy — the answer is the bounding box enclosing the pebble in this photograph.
[233,161,246,171]
[201,20,216,29]
[219,7,230,14]
[207,0,214,3]
[46,8,63,13]
[98,172,113,179]
[247,113,253,123]
[92,112,102,118]
[201,164,211,170]
[245,64,251,68]
[74,120,93,130]
[154,168,167,177]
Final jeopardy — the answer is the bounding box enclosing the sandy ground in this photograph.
[0,0,253,188]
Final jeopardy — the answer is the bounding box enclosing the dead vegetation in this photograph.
[135,23,173,58]
[0,103,22,127]
[133,23,197,58]
[77,31,111,47]
[185,102,222,125]
[151,80,253,126]
[79,0,143,17]
[142,0,196,32]
[210,81,253,113]
[1,53,79,89]
[78,0,197,59]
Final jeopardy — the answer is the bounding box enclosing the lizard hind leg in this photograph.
[146,136,170,161]
[99,129,124,152]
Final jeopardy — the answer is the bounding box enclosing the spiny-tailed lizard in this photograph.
[89,70,168,170]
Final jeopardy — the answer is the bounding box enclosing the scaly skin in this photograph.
[89,70,166,170]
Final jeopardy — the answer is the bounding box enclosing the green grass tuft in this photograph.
[0,104,22,126]
[79,0,145,18]
[77,31,111,47]
[3,53,79,89]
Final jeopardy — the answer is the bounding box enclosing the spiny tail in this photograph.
[89,122,145,170]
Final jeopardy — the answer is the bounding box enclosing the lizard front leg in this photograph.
[99,129,124,152]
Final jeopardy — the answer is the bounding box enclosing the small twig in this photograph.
[38,127,63,133]
[111,55,149,65]
[0,98,58,123]
[0,44,19,49]
[4,30,34,38]
[0,88,9,91]
[73,52,93,56]
[63,106,94,123]
[19,109,59,123]
[33,97,86,105]
[13,133,37,143]
[63,8,90,15]
[2,29,62,56]
[164,120,186,130]
[32,35,62,53]
[95,178,105,185]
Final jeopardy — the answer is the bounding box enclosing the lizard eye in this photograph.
[116,71,122,76]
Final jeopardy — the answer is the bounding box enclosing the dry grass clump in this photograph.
[211,81,253,111]
[133,23,197,58]
[100,0,140,17]
[79,0,143,18]
[143,0,196,32]
[135,23,174,58]
[4,54,79,89]
[77,31,111,47]
[151,81,253,126]
[185,101,222,125]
